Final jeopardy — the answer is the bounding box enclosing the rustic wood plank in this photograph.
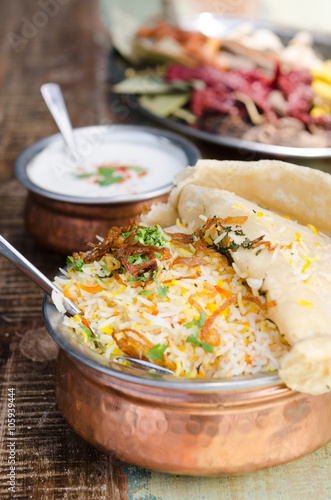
[0,1,129,498]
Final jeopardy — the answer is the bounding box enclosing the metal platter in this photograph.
[108,14,331,159]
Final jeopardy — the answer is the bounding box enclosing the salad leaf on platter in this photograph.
[138,92,190,117]
[113,74,191,94]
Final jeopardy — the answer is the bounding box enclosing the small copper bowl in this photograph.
[43,296,331,475]
[15,125,200,254]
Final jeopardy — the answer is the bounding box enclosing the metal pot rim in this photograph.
[15,124,200,205]
[43,294,283,393]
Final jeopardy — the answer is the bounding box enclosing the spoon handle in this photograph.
[0,235,80,317]
[40,83,81,162]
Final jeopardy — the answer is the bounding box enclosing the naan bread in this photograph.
[144,159,331,395]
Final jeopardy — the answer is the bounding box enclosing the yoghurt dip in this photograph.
[26,127,190,200]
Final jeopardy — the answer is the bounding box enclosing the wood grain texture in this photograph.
[0,1,129,498]
[0,1,330,499]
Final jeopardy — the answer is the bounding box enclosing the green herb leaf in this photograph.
[122,230,132,239]
[147,343,168,360]
[137,290,152,296]
[201,341,214,353]
[139,92,191,117]
[136,271,151,283]
[75,173,92,179]
[113,75,188,95]
[101,263,111,276]
[154,251,162,259]
[153,276,169,300]
[220,225,232,234]
[128,254,148,265]
[73,165,125,187]
[126,165,147,174]
[184,311,207,331]
[99,176,124,186]
[186,334,201,347]
[184,311,207,347]
[134,225,169,248]
[127,276,136,282]
[78,323,99,339]
[66,256,84,271]
[118,263,126,275]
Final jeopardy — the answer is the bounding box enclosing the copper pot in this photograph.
[43,297,331,475]
[24,191,168,254]
[15,125,200,254]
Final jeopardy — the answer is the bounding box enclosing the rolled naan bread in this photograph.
[144,159,331,395]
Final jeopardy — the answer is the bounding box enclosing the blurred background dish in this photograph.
[108,14,331,158]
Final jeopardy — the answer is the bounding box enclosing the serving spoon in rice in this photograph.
[0,235,174,375]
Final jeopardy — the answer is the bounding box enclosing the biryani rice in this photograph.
[54,219,289,378]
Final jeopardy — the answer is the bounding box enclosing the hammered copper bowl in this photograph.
[15,125,200,255]
[43,295,331,475]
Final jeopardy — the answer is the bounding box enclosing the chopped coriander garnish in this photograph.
[101,262,111,276]
[215,235,265,264]
[186,333,202,347]
[201,341,214,353]
[79,323,91,336]
[153,275,169,299]
[134,271,151,283]
[128,254,148,265]
[134,225,169,248]
[126,165,147,174]
[122,230,132,238]
[79,323,99,339]
[137,290,152,296]
[66,256,84,271]
[75,173,91,179]
[184,311,207,335]
[154,251,162,259]
[255,249,262,256]
[220,225,232,234]
[77,166,123,186]
[73,165,147,187]
[98,167,124,186]
[147,343,168,360]
[184,312,212,352]
[127,276,136,282]
[118,263,126,274]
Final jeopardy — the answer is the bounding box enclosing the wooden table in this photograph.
[0,2,330,498]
